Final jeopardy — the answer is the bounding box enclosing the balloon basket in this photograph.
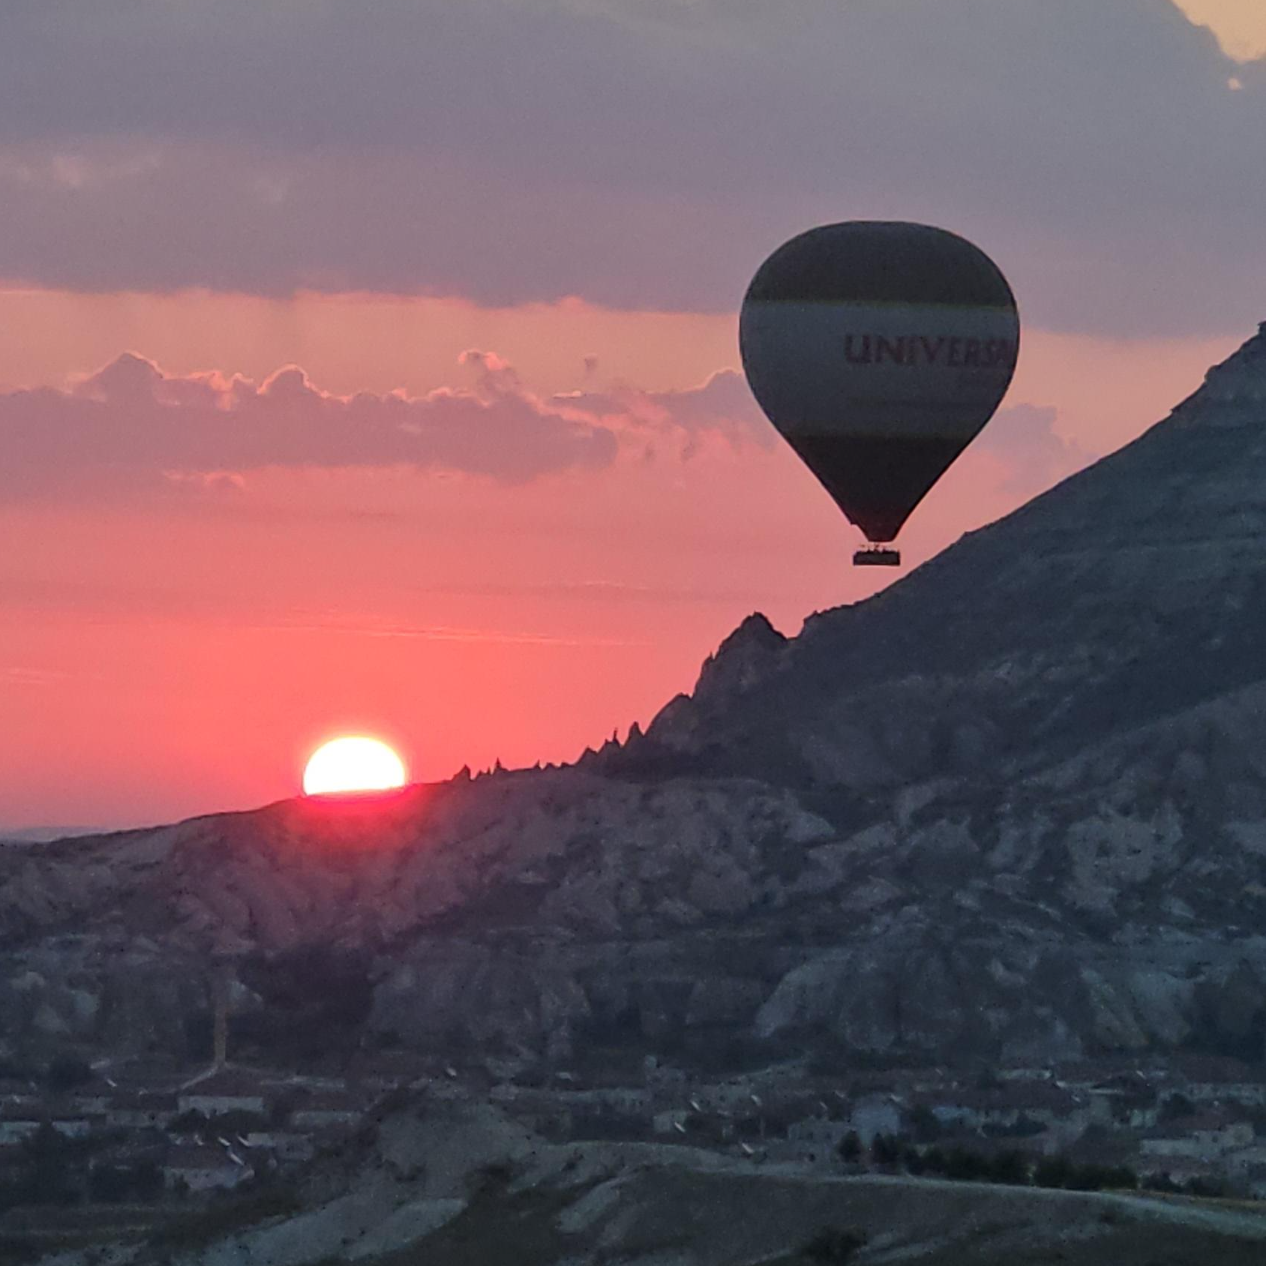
[853,547,901,567]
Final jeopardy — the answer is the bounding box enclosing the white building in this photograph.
[848,1096,902,1144]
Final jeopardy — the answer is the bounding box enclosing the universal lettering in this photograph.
[842,334,1017,369]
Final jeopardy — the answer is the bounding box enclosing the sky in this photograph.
[1,0,1264,829]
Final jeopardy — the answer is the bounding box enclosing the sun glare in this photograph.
[302,736,407,796]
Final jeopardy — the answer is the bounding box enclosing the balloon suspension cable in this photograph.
[853,545,901,567]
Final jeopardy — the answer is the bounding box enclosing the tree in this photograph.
[45,1055,92,1093]
[943,1147,988,1182]
[870,1133,902,1166]
[837,1131,862,1164]
[1159,1092,1195,1122]
[801,1227,868,1263]
[1033,1154,1074,1189]
[907,1103,941,1143]
[988,1150,1030,1186]
[168,1109,209,1134]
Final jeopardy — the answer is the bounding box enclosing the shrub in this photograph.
[1033,1155,1074,1189]
[870,1132,902,1166]
[1159,1092,1195,1122]
[45,1056,93,1092]
[988,1150,1030,1186]
[943,1146,989,1182]
[907,1103,942,1142]
[800,1227,868,1263]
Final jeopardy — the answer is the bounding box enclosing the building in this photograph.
[163,1145,250,1192]
[1139,1113,1255,1163]
[652,1108,691,1136]
[848,1095,902,1145]
[177,1071,269,1118]
[242,1131,315,1163]
[922,1083,1087,1137]
[345,1051,431,1092]
[786,1116,852,1165]
[0,1108,42,1146]
[289,1092,364,1132]
[1174,1056,1266,1108]
[644,1057,688,1093]
[105,1092,178,1130]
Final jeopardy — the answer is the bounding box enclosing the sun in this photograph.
[303,736,407,796]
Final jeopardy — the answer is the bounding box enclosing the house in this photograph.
[177,1071,269,1118]
[49,1115,94,1139]
[652,1108,690,1135]
[1136,1154,1222,1189]
[288,1092,364,1132]
[848,1095,902,1145]
[0,1107,42,1146]
[163,1145,249,1191]
[1139,1113,1255,1163]
[696,1081,762,1114]
[1174,1056,1266,1108]
[922,1083,1087,1137]
[69,1091,111,1115]
[1223,1142,1266,1180]
[787,1116,852,1164]
[644,1058,688,1094]
[242,1131,315,1163]
[555,1087,652,1117]
[346,1051,430,1092]
[105,1092,178,1129]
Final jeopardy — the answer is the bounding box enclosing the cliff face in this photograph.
[6,326,1266,1069]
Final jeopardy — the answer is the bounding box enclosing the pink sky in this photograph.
[1,0,1262,828]
[0,292,1240,828]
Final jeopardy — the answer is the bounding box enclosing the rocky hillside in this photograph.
[5,325,1266,1068]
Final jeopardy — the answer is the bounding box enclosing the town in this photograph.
[5,1035,1266,1255]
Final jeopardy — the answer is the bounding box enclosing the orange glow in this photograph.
[1171,0,1266,61]
[302,736,407,796]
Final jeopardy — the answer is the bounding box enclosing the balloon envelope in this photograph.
[739,222,1019,543]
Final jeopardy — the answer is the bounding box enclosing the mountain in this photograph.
[5,325,1266,1070]
[0,825,106,845]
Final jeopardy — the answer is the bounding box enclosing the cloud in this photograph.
[969,403,1091,497]
[0,352,620,500]
[0,352,778,502]
[0,2,1262,336]
[561,369,772,452]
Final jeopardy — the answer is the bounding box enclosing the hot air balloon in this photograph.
[739,222,1019,566]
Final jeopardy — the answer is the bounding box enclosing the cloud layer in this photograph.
[0,352,619,498]
[0,2,1263,336]
[0,347,1084,514]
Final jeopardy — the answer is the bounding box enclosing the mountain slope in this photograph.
[636,321,1266,793]
[5,325,1266,1068]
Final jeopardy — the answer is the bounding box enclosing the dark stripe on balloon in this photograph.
[786,433,967,543]
[743,222,1016,309]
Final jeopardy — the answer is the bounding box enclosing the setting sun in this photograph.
[302,737,408,796]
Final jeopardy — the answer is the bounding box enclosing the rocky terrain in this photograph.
[6,324,1266,1071]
